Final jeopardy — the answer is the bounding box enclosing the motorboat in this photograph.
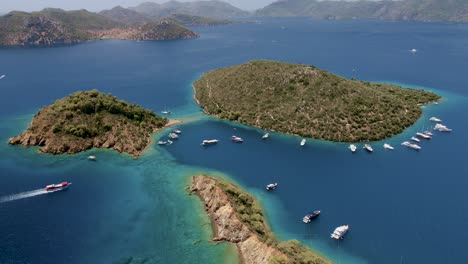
[424,130,433,136]
[300,139,306,146]
[88,155,96,161]
[231,135,244,143]
[363,144,373,152]
[331,225,349,239]
[383,143,394,150]
[202,139,219,146]
[401,141,421,150]
[262,133,270,139]
[411,137,420,142]
[0,75,5,79]
[303,210,321,223]
[173,129,182,134]
[411,48,417,53]
[349,144,357,153]
[429,117,442,122]
[266,183,278,190]
[434,123,452,132]
[157,140,168,145]
[416,132,431,139]
[44,182,72,192]
[168,133,179,139]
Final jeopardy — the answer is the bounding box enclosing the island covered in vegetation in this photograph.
[193,60,440,142]
[190,175,330,264]
[8,89,170,156]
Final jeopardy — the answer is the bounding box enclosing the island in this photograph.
[189,175,330,264]
[193,60,441,142]
[0,8,198,46]
[8,89,171,156]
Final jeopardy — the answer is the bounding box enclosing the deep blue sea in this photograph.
[1,18,468,264]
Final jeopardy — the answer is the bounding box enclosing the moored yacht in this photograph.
[300,139,306,146]
[202,139,219,146]
[262,133,270,139]
[349,144,357,153]
[157,140,168,145]
[88,155,96,161]
[401,141,421,150]
[383,143,394,150]
[411,137,420,142]
[168,133,179,139]
[173,129,182,134]
[424,130,433,136]
[416,132,431,139]
[429,117,442,122]
[434,123,452,132]
[303,210,321,223]
[231,135,244,143]
[331,225,349,239]
[266,183,278,190]
[363,144,373,152]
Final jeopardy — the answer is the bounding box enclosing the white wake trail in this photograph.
[0,189,49,203]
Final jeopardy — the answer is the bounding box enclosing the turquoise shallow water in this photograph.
[1,18,468,263]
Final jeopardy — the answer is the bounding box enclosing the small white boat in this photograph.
[0,74,5,79]
[349,144,357,153]
[202,139,219,146]
[416,132,431,139]
[168,133,179,139]
[363,144,373,152]
[401,141,421,150]
[300,139,306,146]
[411,48,417,53]
[383,143,394,150]
[88,155,96,161]
[161,110,171,115]
[157,140,168,145]
[411,137,420,142]
[429,117,442,122]
[434,123,452,132]
[266,183,278,190]
[424,130,433,136]
[262,133,270,139]
[231,135,244,143]
[173,129,182,134]
[167,140,173,145]
[331,225,349,240]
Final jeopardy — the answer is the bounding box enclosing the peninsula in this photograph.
[193,60,440,142]
[8,89,170,156]
[0,8,198,46]
[190,175,330,264]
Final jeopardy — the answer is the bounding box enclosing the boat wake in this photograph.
[0,189,49,203]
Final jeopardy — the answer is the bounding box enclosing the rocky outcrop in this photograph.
[190,175,287,264]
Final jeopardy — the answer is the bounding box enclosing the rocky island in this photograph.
[193,60,441,142]
[190,175,330,264]
[0,8,198,46]
[8,89,170,156]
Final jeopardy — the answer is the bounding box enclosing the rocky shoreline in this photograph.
[189,175,331,264]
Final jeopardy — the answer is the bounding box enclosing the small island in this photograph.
[193,60,441,142]
[190,175,330,264]
[8,89,171,156]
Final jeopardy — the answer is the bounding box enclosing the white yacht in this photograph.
[0,74,5,79]
[262,133,270,139]
[168,133,179,139]
[266,183,278,190]
[300,139,306,146]
[434,123,452,132]
[424,130,433,136]
[363,144,373,152]
[383,143,394,150]
[401,141,421,150]
[331,225,349,240]
[349,144,357,153]
[167,140,173,145]
[202,139,219,146]
[88,155,96,161]
[429,117,442,122]
[416,132,431,139]
[411,137,420,142]
[157,140,168,145]
[173,129,182,134]
[411,48,417,53]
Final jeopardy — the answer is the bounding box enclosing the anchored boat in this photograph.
[231,135,244,143]
[303,210,321,223]
[266,183,278,190]
[202,139,219,146]
[331,225,349,239]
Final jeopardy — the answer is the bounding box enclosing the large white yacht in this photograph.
[331,225,349,240]
[349,144,357,153]
[401,141,421,150]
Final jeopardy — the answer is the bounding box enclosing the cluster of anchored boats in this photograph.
[266,183,349,239]
[157,128,182,146]
[349,116,452,153]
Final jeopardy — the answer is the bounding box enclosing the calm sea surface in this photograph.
[1,18,468,264]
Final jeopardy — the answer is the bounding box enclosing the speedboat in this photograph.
[383,143,394,150]
[300,139,306,146]
[44,182,72,192]
[411,48,417,53]
[429,117,442,122]
[168,133,179,139]
[0,75,5,79]
[363,144,373,152]
[434,123,452,132]
[266,183,278,190]
[331,225,349,239]
[303,210,321,223]
[416,132,431,139]
[411,137,420,142]
[201,139,219,146]
[231,135,244,143]
[262,133,270,139]
[173,129,182,134]
[349,144,357,153]
[401,141,421,150]
[88,155,96,161]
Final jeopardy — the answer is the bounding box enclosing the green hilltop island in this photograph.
[8,90,170,157]
[0,8,198,46]
[190,175,331,264]
[193,60,441,142]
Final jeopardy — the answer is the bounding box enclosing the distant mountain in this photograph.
[0,8,198,46]
[256,0,468,22]
[166,13,232,26]
[130,0,250,19]
[99,6,151,25]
